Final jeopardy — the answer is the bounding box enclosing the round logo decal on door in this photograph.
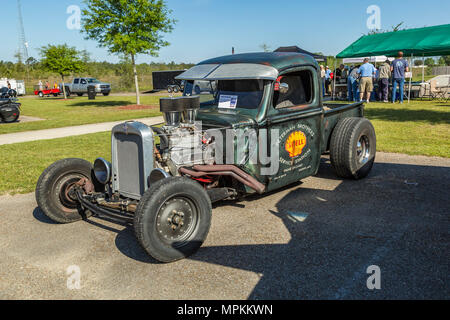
[285,131,307,158]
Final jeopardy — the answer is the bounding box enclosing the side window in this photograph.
[80,79,87,84]
[273,70,313,109]
[74,79,79,84]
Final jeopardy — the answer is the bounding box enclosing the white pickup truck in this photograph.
[61,78,111,97]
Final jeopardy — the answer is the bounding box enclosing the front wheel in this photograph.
[2,111,20,123]
[38,91,44,98]
[330,117,376,179]
[77,93,83,97]
[134,177,212,263]
[103,93,110,96]
[35,158,101,223]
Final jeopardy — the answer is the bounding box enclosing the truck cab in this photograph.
[64,77,111,96]
[179,52,370,191]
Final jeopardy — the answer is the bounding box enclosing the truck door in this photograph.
[264,66,323,192]
[73,78,80,92]
[79,78,87,92]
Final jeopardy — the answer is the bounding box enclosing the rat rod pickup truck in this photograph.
[36,53,376,263]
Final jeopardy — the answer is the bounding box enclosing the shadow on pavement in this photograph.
[186,159,450,299]
[32,207,58,225]
[31,157,450,299]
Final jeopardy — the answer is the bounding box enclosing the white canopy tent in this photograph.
[342,56,394,64]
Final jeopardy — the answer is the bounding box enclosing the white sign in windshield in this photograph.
[218,95,238,109]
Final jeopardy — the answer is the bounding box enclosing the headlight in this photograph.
[93,158,112,185]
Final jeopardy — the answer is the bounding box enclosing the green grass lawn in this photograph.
[0,95,163,135]
[365,100,449,158]
[0,100,448,195]
[0,132,111,195]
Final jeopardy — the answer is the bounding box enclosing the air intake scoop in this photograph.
[160,96,200,126]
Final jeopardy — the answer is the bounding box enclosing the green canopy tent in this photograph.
[335,24,450,102]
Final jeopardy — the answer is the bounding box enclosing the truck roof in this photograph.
[198,52,318,71]
[177,52,318,81]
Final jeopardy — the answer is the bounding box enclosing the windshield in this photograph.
[87,78,101,84]
[183,79,266,110]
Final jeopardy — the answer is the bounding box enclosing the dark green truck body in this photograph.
[182,52,365,194]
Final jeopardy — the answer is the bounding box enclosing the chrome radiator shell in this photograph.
[111,121,154,200]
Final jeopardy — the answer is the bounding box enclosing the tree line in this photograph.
[0,56,193,93]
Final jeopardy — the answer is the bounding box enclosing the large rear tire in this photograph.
[134,177,212,263]
[330,117,376,179]
[35,158,100,224]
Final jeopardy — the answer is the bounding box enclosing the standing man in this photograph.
[378,59,391,102]
[325,66,332,95]
[335,64,345,81]
[391,51,409,104]
[347,65,360,101]
[320,65,326,97]
[358,58,376,103]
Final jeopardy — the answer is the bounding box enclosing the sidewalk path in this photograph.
[0,116,164,146]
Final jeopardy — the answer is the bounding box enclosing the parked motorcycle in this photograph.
[0,87,21,123]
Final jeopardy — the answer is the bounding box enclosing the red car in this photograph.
[34,86,61,98]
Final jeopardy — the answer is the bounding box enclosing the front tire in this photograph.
[35,158,100,224]
[134,177,212,263]
[330,117,376,179]
[2,110,20,123]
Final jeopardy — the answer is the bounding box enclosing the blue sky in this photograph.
[1,0,449,64]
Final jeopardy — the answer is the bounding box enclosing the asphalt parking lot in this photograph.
[0,152,449,300]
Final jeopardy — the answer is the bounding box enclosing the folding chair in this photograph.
[424,80,442,100]
[434,79,447,100]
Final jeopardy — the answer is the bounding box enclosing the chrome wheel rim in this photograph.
[356,135,371,165]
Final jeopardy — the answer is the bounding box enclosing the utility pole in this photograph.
[17,0,29,82]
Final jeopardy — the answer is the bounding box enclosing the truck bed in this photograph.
[321,101,365,153]
[323,101,364,116]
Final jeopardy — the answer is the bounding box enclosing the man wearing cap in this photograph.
[378,59,391,102]
[357,58,376,103]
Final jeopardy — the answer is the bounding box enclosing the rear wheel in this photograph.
[330,117,376,179]
[103,93,110,96]
[35,158,101,223]
[134,177,212,263]
[77,93,83,97]
[38,91,44,98]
